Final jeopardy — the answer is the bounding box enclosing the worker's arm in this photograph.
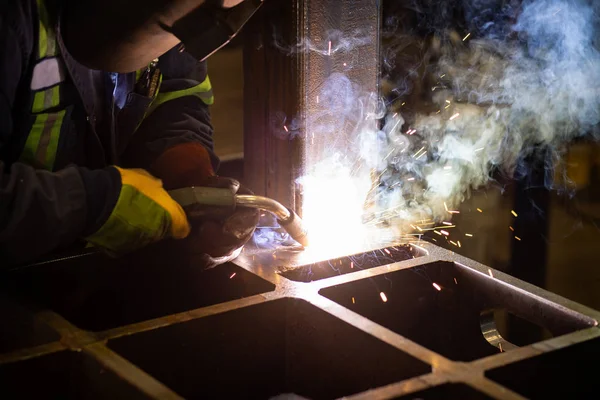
[121,46,218,186]
[0,8,188,267]
[0,163,111,265]
[122,47,259,260]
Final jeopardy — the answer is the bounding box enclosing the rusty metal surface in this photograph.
[1,239,599,399]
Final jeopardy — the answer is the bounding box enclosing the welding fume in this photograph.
[278,0,600,259]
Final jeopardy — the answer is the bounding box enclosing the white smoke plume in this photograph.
[270,0,600,250]
[364,0,600,231]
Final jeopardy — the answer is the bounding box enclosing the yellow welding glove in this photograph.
[85,167,190,255]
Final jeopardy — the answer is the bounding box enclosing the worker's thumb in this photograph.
[86,167,190,255]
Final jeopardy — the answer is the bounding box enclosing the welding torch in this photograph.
[168,186,309,247]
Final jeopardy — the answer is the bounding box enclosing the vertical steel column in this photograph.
[243,0,381,213]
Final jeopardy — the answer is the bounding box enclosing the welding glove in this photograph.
[85,167,190,255]
[150,143,259,266]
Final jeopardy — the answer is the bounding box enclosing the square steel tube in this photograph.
[243,0,380,212]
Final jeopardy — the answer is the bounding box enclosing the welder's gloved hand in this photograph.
[149,143,259,266]
[183,176,259,261]
[85,167,190,255]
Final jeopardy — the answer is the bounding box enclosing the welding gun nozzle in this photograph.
[277,208,310,247]
[235,195,309,247]
[168,187,309,247]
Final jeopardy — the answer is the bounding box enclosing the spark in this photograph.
[440,74,446,78]
[328,41,332,55]
[509,226,514,231]
[343,62,347,66]
[477,208,483,213]
[515,236,522,241]
[390,119,403,134]
[441,230,450,236]
[511,210,518,217]
[229,273,236,279]
[432,225,455,229]
[457,240,462,248]
[350,262,354,269]
[415,151,427,160]
[475,147,484,153]
[401,102,406,106]
[465,233,473,237]
[488,269,494,278]
[384,248,391,255]
[445,104,451,109]
[443,166,452,170]
[433,283,442,291]
[434,230,442,236]
[374,168,388,182]
[445,100,451,104]
[442,221,453,226]
[283,125,289,132]
[454,278,458,284]
[499,342,503,352]
[380,292,388,302]
[413,146,425,158]
[383,149,396,161]
[352,297,355,304]
[449,113,460,121]
[463,32,471,41]
[407,177,415,181]
[450,240,458,246]
[316,95,319,103]
[436,110,441,114]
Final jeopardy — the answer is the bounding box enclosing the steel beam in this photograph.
[243,0,381,213]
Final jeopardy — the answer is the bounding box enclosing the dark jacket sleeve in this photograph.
[121,47,219,171]
[0,4,120,267]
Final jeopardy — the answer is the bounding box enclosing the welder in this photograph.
[0,0,263,267]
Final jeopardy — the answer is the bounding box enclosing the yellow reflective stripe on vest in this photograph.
[32,85,60,113]
[146,76,214,117]
[21,0,64,171]
[21,110,65,170]
[36,0,57,59]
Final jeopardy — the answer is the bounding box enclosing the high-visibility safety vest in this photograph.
[21,0,215,172]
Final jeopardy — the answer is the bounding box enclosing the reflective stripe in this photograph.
[146,76,214,117]
[31,57,65,90]
[21,0,66,171]
[32,83,60,113]
[36,0,57,59]
[38,13,47,58]
[20,110,65,170]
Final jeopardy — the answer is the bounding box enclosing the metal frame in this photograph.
[1,240,599,399]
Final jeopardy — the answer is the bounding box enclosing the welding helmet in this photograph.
[160,0,264,62]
